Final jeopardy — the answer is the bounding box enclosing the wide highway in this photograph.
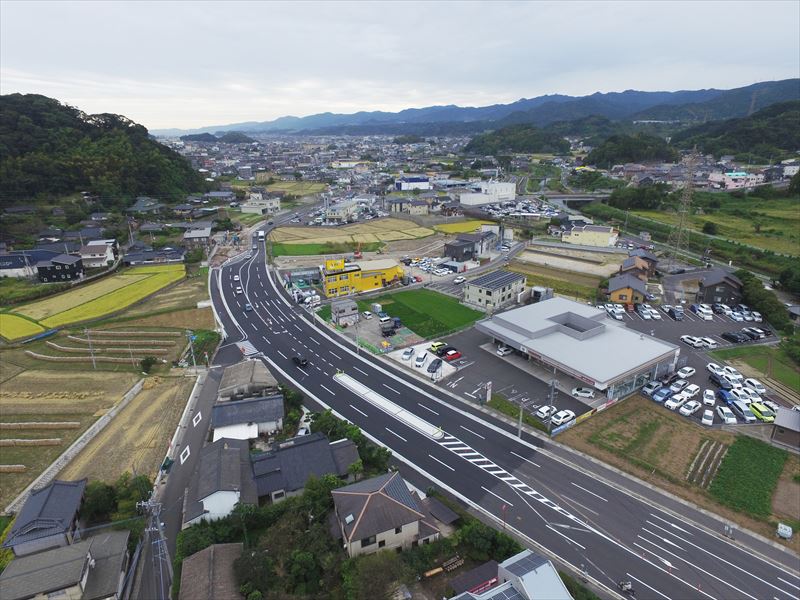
[210,225,800,600]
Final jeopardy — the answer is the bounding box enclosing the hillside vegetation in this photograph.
[465,124,570,154]
[585,133,679,168]
[671,101,800,162]
[0,94,204,204]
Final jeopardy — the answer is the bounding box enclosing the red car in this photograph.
[414,275,423,282]
[443,350,462,362]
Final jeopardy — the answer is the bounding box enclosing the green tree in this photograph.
[702,221,718,235]
[81,481,117,522]
[347,459,364,481]
[287,550,320,593]
[789,170,800,196]
[140,356,157,373]
[342,551,411,600]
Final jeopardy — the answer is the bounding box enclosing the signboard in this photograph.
[485,381,492,404]
[325,259,345,272]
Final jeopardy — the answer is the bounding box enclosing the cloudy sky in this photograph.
[1,1,798,131]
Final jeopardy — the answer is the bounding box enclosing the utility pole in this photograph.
[85,328,96,370]
[186,330,197,369]
[137,498,171,600]
[546,370,557,435]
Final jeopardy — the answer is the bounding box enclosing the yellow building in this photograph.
[322,259,404,298]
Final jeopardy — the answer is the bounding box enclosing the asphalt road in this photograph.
[206,232,800,600]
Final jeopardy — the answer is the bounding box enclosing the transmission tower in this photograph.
[665,153,696,271]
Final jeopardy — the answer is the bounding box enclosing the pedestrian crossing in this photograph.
[235,340,260,356]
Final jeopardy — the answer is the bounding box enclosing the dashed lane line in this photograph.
[350,404,368,417]
[429,454,455,472]
[386,428,408,442]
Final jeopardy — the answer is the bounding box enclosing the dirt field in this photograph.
[270,217,435,245]
[59,375,193,483]
[560,395,799,552]
[121,308,215,330]
[516,247,624,278]
[123,274,209,317]
[772,457,800,526]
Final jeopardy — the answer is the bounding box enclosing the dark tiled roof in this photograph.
[630,248,657,262]
[179,543,244,600]
[212,395,284,428]
[467,270,525,291]
[4,479,86,549]
[608,273,647,295]
[450,560,499,594]
[419,496,459,525]
[699,268,742,289]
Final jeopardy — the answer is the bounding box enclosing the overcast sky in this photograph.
[1,1,798,130]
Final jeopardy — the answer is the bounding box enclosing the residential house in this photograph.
[696,269,742,305]
[331,471,441,557]
[204,191,236,202]
[183,227,212,249]
[217,360,280,402]
[395,176,431,191]
[453,231,497,257]
[0,251,56,279]
[771,409,800,450]
[182,438,258,528]
[241,197,281,215]
[562,225,618,247]
[3,479,86,557]
[172,203,195,216]
[389,198,410,213]
[331,299,360,326]
[450,549,573,600]
[618,256,650,282]
[439,201,462,217]
[0,530,130,600]
[408,200,429,215]
[36,254,84,283]
[252,432,360,503]
[463,270,526,311]
[178,543,244,600]
[211,395,285,442]
[90,212,110,222]
[122,248,185,266]
[78,244,114,269]
[443,239,475,262]
[629,248,658,277]
[126,196,164,214]
[608,274,646,305]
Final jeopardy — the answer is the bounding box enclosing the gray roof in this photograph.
[4,479,86,549]
[458,231,495,243]
[500,550,573,600]
[608,273,647,295]
[183,227,212,239]
[774,407,800,432]
[332,472,427,542]
[36,253,82,268]
[699,268,742,289]
[466,270,525,291]
[212,395,284,428]
[0,530,129,600]
[179,543,243,600]
[630,248,657,262]
[251,432,359,496]
[218,360,279,400]
[475,297,677,387]
[450,560,499,595]
[418,495,459,525]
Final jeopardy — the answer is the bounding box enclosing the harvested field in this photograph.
[122,274,210,317]
[516,247,623,278]
[59,376,193,482]
[119,308,216,330]
[270,217,435,246]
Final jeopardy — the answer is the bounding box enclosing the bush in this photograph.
[702,221,718,235]
[734,270,791,331]
[140,355,157,373]
[457,520,522,562]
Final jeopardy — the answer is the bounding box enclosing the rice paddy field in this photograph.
[269,217,435,247]
[265,181,328,195]
[433,220,496,234]
[0,264,185,341]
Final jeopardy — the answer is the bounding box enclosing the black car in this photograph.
[427,358,443,373]
[293,355,308,367]
[709,371,734,390]
[712,304,727,314]
[435,345,457,357]
[721,331,748,343]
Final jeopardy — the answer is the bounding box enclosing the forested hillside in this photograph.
[670,101,800,161]
[464,124,570,154]
[585,133,679,168]
[0,94,204,206]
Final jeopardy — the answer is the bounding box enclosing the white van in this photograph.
[730,400,756,424]
[697,306,713,321]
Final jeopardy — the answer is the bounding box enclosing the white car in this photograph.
[706,362,724,377]
[740,387,761,403]
[751,311,763,322]
[606,308,624,321]
[683,384,701,398]
[551,410,576,426]
[453,276,466,284]
[649,309,662,320]
[233,275,240,281]
[702,389,716,406]
[535,405,557,420]
[665,392,689,410]
[571,387,595,399]
[716,405,737,425]
[638,308,652,320]
[414,353,427,368]
[401,347,415,361]
[362,311,373,319]
[730,312,744,322]
[235,286,243,295]
[699,337,718,350]
[677,366,696,379]
[680,335,703,348]
[721,366,743,382]
[730,388,751,403]
[670,379,688,393]
[496,345,513,357]
[701,409,715,426]
[680,400,702,416]
[743,378,767,395]
[661,304,673,314]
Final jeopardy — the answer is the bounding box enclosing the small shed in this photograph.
[331,299,359,326]
[771,408,800,450]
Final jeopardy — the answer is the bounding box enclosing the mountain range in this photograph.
[153,79,799,137]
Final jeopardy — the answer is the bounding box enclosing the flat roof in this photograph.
[476,297,678,387]
[467,270,525,291]
[354,259,399,272]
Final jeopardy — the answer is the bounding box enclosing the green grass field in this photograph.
[356,289,483,338]
[709,437,788,517]
[272,241,382,256]
[711,345,800,394]
[508,261,599,301]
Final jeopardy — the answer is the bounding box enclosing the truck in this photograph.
[258,231,265,241]
[303,294,321,307]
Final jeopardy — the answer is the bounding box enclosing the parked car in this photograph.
[453,276,466,284]
[496,345,513,357]
[551,410,576,426]
[717,389,736,405]
[698,337,718,350]
[414,353,427,368]
[706,362,724,377]
[739,328,761,341]
[730,312,744,322]
[641,381,662,397]
[749,402,776,423]
[427,358,443,373]
[571,387,595,399]
[680,335,703,348]
[429,342,446,353]
[743,378,767,395]
[652,387,672,403]
[436,345,457,357]
[402,347,415,361]
[709,372,733,390]
[680,400,702,416]
[721,331,747,343]
[362,311,373,319]
[665,392,689,410]
[721,366,743,382]
[702,389,716,406]
[730,400,756,424]
[244,303,253,312]
[443,349,462,362]
[729,388,751,403]
[701,409,715,426]
[716,405,737,425]
[677,367,696,379]
[683,384,701,398]
[293,355,308,367]
[670,379,688,394]
[751,311,763,322]
[536,405,557,420]
[739,387,761,403]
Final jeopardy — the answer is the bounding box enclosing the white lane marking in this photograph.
[481,486,514,507]
[648,513,693,536]
[179,446,190,465]
[510,451,540,468]
[429,453,455,471]
[778,577,800,591]
[192,412,202,427]
[320,384,335,395]
[277,350,287,360]
[561,496,599,516]
[262,335,271,345]
[460,425,486,440]
[354,366,369,376]
[349,404,368,417]
[626,573,672,600]
[570,482,608,502]
[639,532,685,552]
[634,542,679,571]
[294,324,302,332]
[417,403,439,415]
[546,524,586,550]
[382,383,401,395]
[329,350,342,360]
[251,323,257,330]
[386,428,408,442]
[310,337,320,345]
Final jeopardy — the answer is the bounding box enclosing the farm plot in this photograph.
[265,181,327,195]
[515,247,624,278]
[59,376,193,483]
[0,314,44,340]
[269,218,435,248]
[433,220,495,234]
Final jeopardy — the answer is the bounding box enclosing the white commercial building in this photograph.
[459,181,517,206]
[476,297,679,399]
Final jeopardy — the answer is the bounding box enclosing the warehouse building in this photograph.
[463,270,526,311]
[476,297,678,399]
[322,258,404,298]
